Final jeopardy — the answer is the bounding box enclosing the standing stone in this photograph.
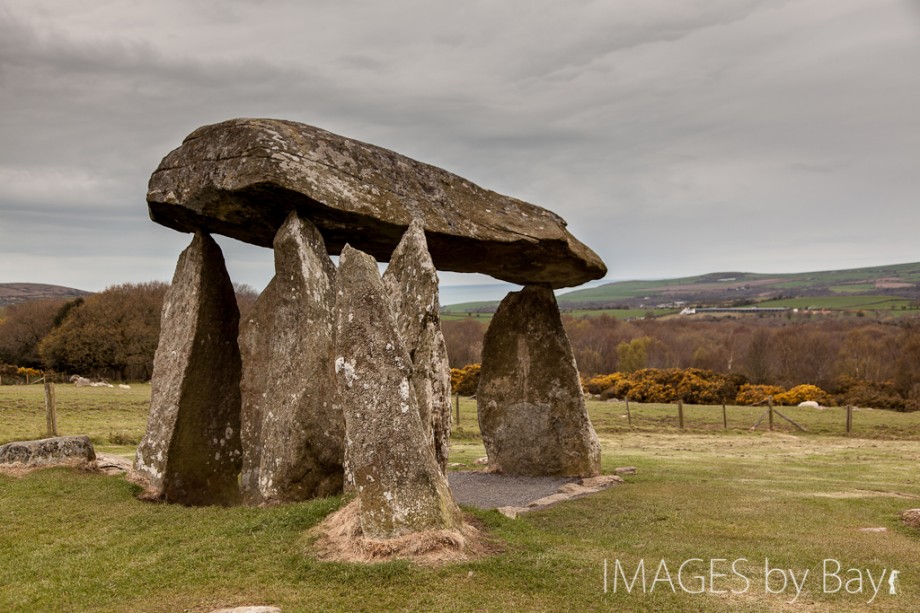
[334,245,462,539]
[382,220,452,472]
[134,232,242,506]
[239,212,343,504]
[477,285,601,477]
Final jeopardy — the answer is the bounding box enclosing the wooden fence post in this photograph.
[454,393,460,425]
[722,402,728,429]
[625,396,632,426]
[678,399,685,430]
[768,396,774,431]
[44,380,58,437]
[846,405,853,433]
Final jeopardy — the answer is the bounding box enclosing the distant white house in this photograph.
[680,307,790,315]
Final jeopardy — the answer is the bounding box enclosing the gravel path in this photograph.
[448,471,576,509]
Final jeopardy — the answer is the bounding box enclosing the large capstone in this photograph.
[382,220,452,472]
[147,118,606,289]
[334,244,462,539]
[239,212,343,505]
[477,285,601,477]
[134,231,242,506]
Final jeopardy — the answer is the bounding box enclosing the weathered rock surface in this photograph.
[147,118,606,288]
[477,285,601,477]
[382,220,451,472]
[334,245,462,539]
[239,212,343,504]
[903,509,920,529]
[134,232,242,506]
[493,474,623,519]
[0,435,95,466]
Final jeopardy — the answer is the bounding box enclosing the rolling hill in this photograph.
[0,283,92,308]
[442,261,920,317]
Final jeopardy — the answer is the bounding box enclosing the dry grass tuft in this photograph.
[308,499,499,565]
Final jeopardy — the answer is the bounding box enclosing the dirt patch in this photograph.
[308,498,499,565]
[811,489,920,500]
[0,453,133,478]
[448,471,576,509]
[0,458,95,477]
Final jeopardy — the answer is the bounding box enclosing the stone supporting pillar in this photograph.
[477,285,601,477]
[238,212,343,505]
[382,220,452,472]
[334,245,462,539]
[134,231,242,505]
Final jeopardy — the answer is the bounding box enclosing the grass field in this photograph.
[2,386,920,611]
[754,296,915,311]
[0,383,150,456]
[441,308,679,322]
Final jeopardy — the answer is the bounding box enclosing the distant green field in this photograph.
[442,308,679,322]
[755,296,916,311]
[441,311,494,322]
[828,283,877,293]
[562,308,678,319]
[555,279,675,303]
[441,300,499,313]
[441,261,920,316]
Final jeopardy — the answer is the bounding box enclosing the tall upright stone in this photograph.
[334,245,462,539]
[477,285,601,477]
[382,220,452,472]
[134,232,242,505]
[239,212,343,505]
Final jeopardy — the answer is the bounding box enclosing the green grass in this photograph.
[754,295,915,311]
[2,388,920,611]
[0,383,150,456]
[440,300,502,313]
[828,283,878,293]
[563,308,679,319]
[441,311,494,322]
[442,308,680,322]
[584,399,920,439]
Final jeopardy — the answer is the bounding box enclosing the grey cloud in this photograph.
[0,0,918,293]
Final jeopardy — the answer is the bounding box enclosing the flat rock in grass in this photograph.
[477,285,601,477]
[581,475,624,489]
[239,212,343,505]
[902,509,920,528]
[147,118,606,288]
[382,220,452,472]
[496,506,527,520]
[0,435,95,466]
[94,454,133,475]
[333,245,462,539]
[134,232,242,506]
[557,482,594,496]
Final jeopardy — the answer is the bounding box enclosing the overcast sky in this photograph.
[2,0,919,298]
